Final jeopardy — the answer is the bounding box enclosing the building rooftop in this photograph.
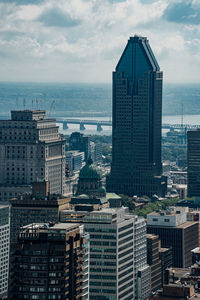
[149,210,182,217]
[11,110,46,121]
[106,193,121,200]
[176,221,198,229]
[159,247,170,253]
[22,222,80,233]
[0,204,9,209]
[147,233,159,240]
[192,247,200,254]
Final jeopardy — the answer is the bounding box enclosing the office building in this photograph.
[0,205,10,299]
[147,234,162,292]
[10,222,89,300]
[0,110,66,202]
[134,215,151,300]
[61,207,135,300]
[10,181,70,244]
[159,247,173,286]
[66,150,84,175]
[147,210,199,267]
[188,129,200,197]
[107,35,167,197]
[69,132,90,161]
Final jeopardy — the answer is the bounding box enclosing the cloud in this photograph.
[164,0,200,25]
[0,0,44,4]
[0,0,200,83]
[140,0,158,3]
[38,7,81,27]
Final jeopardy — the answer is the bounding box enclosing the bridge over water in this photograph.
[57,118,200,132]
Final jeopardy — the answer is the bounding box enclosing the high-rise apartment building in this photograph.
[187,129,200,197]
[61,207,136,300]
[0,110,66,201]
[0,205,10,299]
[147,210,199,267]
[10,222,89,300]
[107,35,167,197]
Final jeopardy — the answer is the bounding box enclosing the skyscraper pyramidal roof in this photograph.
[116,35,160,80]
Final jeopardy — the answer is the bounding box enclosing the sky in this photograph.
[0,0,200,83]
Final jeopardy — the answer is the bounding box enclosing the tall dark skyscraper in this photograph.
[107,35,167,197]
[187,129,200,197]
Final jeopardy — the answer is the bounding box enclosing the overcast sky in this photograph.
[0,0,200,83]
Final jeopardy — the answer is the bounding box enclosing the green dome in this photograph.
[98,186,106,194]
[79,158,101,180]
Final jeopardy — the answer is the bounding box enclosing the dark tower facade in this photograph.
[107,35,167,197]
[187,130,200,197]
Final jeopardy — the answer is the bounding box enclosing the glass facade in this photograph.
[107,35,167,197]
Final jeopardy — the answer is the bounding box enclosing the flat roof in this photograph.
[148,221,198,229]
[147,233,159,240]
[23,222,79,231]
[62,207,122,215]
[192,247,200,254]
[176,221,198,229]
[51,223,79,230]
[159,247,170,253]
[149,211,179,216]
[106,193,121,200]
[0,204,9,209]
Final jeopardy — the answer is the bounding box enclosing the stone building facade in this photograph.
[0,110,66,201]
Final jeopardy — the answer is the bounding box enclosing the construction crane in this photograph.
[48,100,55,117]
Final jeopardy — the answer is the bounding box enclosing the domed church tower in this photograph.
[77,158,105,197]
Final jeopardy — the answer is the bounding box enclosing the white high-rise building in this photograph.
[61,207,135,300]
[0,205,10,299]
[0,110,66,201]
[134,215,151,300]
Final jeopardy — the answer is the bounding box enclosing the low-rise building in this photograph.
[149,284,199,300]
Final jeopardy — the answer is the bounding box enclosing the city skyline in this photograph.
[0,0,200,83]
